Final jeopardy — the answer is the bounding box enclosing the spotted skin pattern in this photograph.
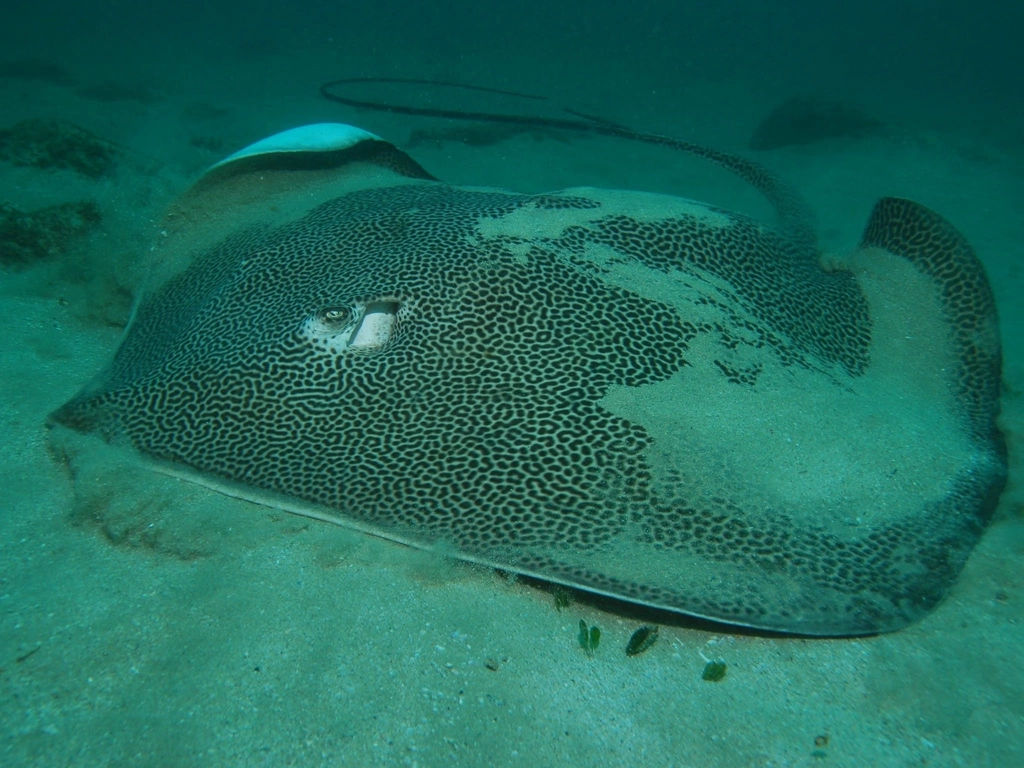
[51,151,1007,635]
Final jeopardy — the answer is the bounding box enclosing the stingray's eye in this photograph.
[318,307,352,325]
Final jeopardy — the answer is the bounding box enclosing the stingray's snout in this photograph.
[47,393,111,437]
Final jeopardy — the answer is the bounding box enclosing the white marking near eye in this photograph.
[300,300,400,355]
[350,305,397,349]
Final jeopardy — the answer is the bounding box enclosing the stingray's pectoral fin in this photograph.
[668,196,1010,635]
[847,199,1008,605]
[859,196,1004,453]
[836,196,1009,632]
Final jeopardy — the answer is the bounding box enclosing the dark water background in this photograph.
[5,0,1022,121]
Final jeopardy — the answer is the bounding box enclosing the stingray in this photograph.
[48,121,1007,635]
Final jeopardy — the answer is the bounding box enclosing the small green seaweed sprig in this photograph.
[625,625,659,656]
[699,646,727,681]
[578,619,601,657]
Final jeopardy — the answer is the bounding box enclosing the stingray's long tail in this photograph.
[319,78,817,249]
